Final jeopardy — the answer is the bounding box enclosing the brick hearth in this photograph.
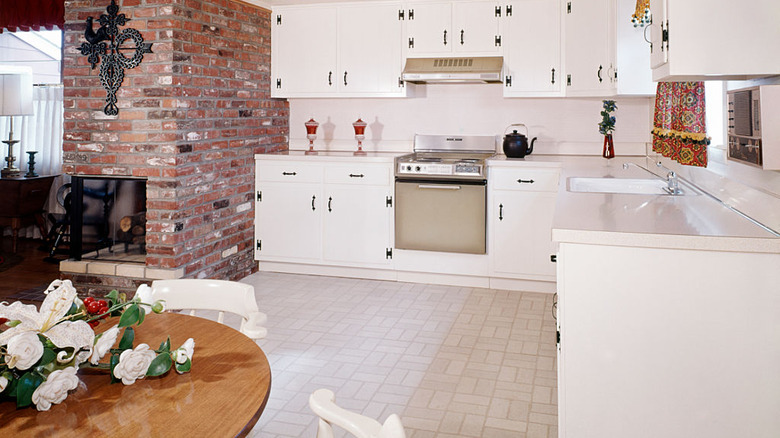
[60,0,288,294]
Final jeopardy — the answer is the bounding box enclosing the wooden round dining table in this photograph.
[0,312,271,437]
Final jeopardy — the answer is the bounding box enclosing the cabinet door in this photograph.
[271,6,338,97]
[322,185,392,266]
[503,0,561,96]
[452,1,501,53]
[491,190,557,279]
[255,183,322,262]
[648,0,667,69]
[564,0,615,95]
[338,4,404,94]
[405,2,452,54]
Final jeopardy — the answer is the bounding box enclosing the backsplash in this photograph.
[287,84,654,155]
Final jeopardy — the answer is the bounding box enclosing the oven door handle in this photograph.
[417,184,462,190]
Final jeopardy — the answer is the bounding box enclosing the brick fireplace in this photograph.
[60,0,289,294]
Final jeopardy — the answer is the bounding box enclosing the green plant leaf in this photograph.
[146,353,172,377]
[137,305,146,325]
[109,353,120,384]
[159,337,171,353]
[106,289,119,302]
[118,327,135,350]
[175,357,192,374]
[16,372,43,408]
[39,348,56,367]
[118,303,140,327]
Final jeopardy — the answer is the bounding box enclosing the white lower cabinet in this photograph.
[489,164,560,282]
[255,158,393,269]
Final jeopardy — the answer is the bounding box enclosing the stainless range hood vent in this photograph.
[402,56,503,84]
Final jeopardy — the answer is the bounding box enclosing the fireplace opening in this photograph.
[70,176,147,263]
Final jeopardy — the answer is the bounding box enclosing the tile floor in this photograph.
[239,272,558,438]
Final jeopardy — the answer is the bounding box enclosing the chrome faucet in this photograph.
[656,161,682,195]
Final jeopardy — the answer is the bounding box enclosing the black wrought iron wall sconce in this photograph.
[79,0,152,116]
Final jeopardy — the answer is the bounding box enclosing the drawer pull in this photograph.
[328,196,332,212]
[349,173,364,178]
[418,184,461,190]
[517,179,535,184]
[311,195,316,211]
[499,203,504,221]
[282,171,297,176]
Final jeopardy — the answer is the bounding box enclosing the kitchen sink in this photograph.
[567,177,693,195]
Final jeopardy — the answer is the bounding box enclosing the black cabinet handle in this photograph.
[328,196,332,212]
[517,179,535,184]
[499,203,504,221]
[551,68,556,84]
[282,171,297,176]
[460,29,464,45]
[328,71,332,86]
[343,71,348,86]
[597,65,603,83]
[349,173,364,178]
[443,30,447,45]
[311,195,316,211]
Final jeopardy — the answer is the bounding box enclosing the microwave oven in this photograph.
[727,86,763,166]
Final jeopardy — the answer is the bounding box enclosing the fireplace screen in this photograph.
[70,176,146,262]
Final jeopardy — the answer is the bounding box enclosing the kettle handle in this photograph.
[528,137,537,155]
[504,123,529,137]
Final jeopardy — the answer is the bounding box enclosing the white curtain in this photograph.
[0,84,64,239]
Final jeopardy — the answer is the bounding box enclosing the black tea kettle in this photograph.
[503,124,537,158]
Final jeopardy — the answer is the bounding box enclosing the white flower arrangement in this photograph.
[0,280,195,411]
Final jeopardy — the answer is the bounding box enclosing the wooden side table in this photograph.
[0,175,56,252]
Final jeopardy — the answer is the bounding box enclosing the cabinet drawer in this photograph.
[256,162,322,183]
[324,165,391,186]
[490,168,560,192]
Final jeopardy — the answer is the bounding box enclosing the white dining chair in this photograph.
[142,279,267,340]
[309,389,406,438]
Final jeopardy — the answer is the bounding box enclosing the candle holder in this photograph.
[304,118,319,155]
[25,151,39,177]
[352,118,367,156]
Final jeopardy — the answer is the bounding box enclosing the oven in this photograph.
[394,134,496,255]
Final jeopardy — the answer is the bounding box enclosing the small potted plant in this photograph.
[598,100,617,159]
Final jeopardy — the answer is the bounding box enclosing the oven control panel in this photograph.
[397,163,453,176]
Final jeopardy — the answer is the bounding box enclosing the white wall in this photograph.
[288,84,654,156]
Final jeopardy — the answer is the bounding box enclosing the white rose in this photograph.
[5,331,44,370]
[90,325,120,365]
[175,338,195,364]
[113,343,156,385]
[0,375,8,392]
[31,367,80,411]
[133,284,155,312]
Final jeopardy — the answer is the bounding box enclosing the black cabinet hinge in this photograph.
[256,240,261,251]
[398,9,404,20]
[495,6,501,17]
[505,75,512,87]
[557,330,560,345]
[276,78,281,89]
[567,74,571,86]
[386,196,393,207]
[506,5,512,16]
[550,254,557,263]
[408,37,414,49]
[398,77,404,88]
[386,248,393,259]
[276,15,281,25]
[256,191,262,202]
[408,9,414,20]
[494,35,501,47]
[663,20,669,51]
[567,2,571,14]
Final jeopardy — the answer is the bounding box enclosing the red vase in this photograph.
[602,134,615,159]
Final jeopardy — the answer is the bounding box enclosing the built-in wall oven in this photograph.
[394,135,496,254]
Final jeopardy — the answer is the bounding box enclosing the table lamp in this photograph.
[0,68,34,178]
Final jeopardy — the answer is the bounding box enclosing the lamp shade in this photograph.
[0,67,34,116]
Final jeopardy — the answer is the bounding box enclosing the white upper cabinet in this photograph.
[502,0,562,96]
[272,2,406,98]
[564,0,655,96]
[405,1,502,56]
[271,6,337,96]
[649,0,780,81]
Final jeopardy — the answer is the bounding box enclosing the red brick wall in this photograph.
[62,0,289,282]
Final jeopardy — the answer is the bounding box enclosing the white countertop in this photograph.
[550,156,780,253]
[255,151,400,163]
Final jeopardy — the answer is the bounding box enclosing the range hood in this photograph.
[401,57,503,84]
